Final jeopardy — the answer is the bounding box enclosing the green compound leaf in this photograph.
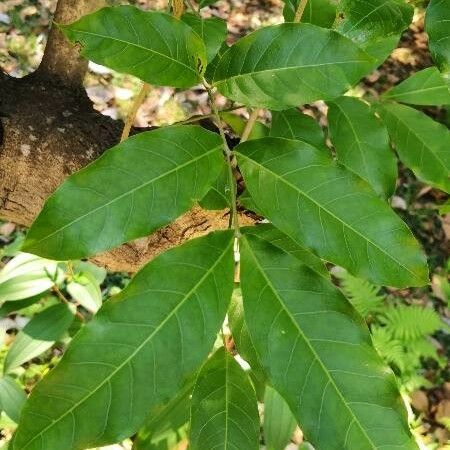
[282,0,336,27]
[264,386,297,450]
[270,109,327,152]
[211,23,374,110]
[240,233,418,450]
[379,102,450,193]
[181,13,227,63]
[235,138,428,287]
[4,303,75,374]
[61,6,206,88]
[189,347,260,450]
[382,67,450,105]
[0,376,27,423]
[14,231,234,450]
[426,0,450,74]
[327,96,397,198]
[23,126,223,260]
[338,0,413,46]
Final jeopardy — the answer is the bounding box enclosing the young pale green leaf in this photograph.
[264,386,297,450]
[235,138,428,287]
[327,96,397,198]
[199,166,229,210]
[23,126,223,260]
[383,67,450,105]
[379,102,450,193]
[0,376,27,423]
[14,231,234,450]
[270,109,327,152]
[240,234,418,449]
[189,347,260,450]
[66,271,102,313]
[282,0,336,27]
[71,261,107,285]
[0,253,60,302]
[242,225,328,278]
[426,0,450,74]
[338,0,413,46]
[61,6,206,88]
[181,13,227,63]
[4,303,75,374]
[211,23,374,109]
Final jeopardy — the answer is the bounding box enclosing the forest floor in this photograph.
[0,0,449,449]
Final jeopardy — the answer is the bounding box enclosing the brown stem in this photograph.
[294,0,309,23]
[173,0,185,18]
[240,109,260,143]
[120,83,151,142]
[37,0,105,88]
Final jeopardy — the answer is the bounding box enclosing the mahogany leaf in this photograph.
[211,23,374,109]
[23,126,223,260]
[379,102,450,193]
[327,96,397,198]
[236,137,428,287]
[14,231,234,450]
[61,6,206,88]
[240,233,418,449]
[189,348,260,450]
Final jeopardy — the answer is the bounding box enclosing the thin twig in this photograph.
[294,0,309,23]
[52,285,85,322]
[204,82,240,239]
[120,83,151,142]
[240,108,260,143]
[175,105,243,125]
[173,0,185,18]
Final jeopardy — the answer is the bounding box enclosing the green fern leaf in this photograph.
[371,325,406,371]
[334,268,385,316]
[380,305,443,341]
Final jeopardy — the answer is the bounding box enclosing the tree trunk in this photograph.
[36,0,105,88]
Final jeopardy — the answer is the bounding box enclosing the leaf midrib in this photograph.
[213,60,368,87]
[237,151,421,282]
[18,238,233,450]
[243,236,378,449]
[67,28,198,75]
[27,145,221,249]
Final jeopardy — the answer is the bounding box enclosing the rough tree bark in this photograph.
[0,0,252,272]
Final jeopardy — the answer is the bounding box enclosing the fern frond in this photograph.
[401,374,432,392]
[380,305,443,341]
[334,268,384,316]
[371,326,405,371]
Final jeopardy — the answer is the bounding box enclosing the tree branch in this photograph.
[36,0,105,88]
